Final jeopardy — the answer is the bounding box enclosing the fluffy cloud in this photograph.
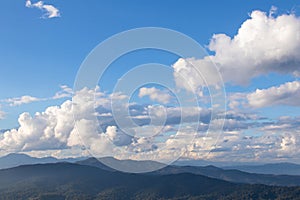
[186,129,300,163]
[0,86,217,161]
[0,84,272,161]
[0,88,130,155]
[0,101,73,151]
[174,113,300,163]
[138,87,172,104]
[210,10,300,84]
[280,133,297,152]
[173,9,300,91]
[254,117,300,160]
[247,81,300,108]
[105,126,133,146]
[6,95,42,106]
[1,86,299,163]
[2,86,300,163]
[25,0,60,19]
[173,58,221,92]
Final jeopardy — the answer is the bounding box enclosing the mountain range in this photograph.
[2,153,300,181]
[77,157,300,187]
[3,153,300,175]
[0,162,300,200]
[223,163,300,176]
[0,153,85,169]
[0,154,300,199]
[174,159,300,176]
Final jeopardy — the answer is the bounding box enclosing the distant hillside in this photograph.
[0,163,300,199]
[77,157,166,173]
[78,158,300,186]
[224,163,300,176]
[0,153,85,169]
[172,159,300,176]
[0,153,58,169]
[153,165,300,186]
[76,157,116,171]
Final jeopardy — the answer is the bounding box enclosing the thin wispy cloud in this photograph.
[53,85,73,99]
[2,85,73,107]
[0,106,5,120]
[25,0,60,19]
[6,95,42,106]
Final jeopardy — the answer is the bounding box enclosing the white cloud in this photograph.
[6,95,42,106]
[247,81,300,108]
[269,5,278,17]
[52,85,73,99]
[0,88,133,156]
[280,133,297,152]
[210,10,300,84]
[0,100,74,151]
[172,58,220,93]
[173,9,300,91]
[0,87,205,159]
[139,87,172,104]
[106,126,133,146]
[25,0,60,19]
[228,93,248,110]
[1,85,300,163]
[0,106,5,120]
[67,119,115,156]
[3,85,72,107]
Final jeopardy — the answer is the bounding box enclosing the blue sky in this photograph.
[0,0,300,163]
[0,0,298,128]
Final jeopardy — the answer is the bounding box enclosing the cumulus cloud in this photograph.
[175,113,300,163]
[254,118,300,160]
[173,58,221,92]
[247,81,300,108]
[0,88,132,155]
[1,87,299,162]
[0,101,74,151]
[138,87,172,104]
[187,129,300,163]
[173,9,300,91]
[1,84,270,161]
[25,0,60,19]
[280,133,297,152]
[0,86,216,160]
[1,85,300,163]
[105,126,133,146]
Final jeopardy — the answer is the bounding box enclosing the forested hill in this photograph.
[0,163,300,199]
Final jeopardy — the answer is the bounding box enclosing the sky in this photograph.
[1,0,300,164]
